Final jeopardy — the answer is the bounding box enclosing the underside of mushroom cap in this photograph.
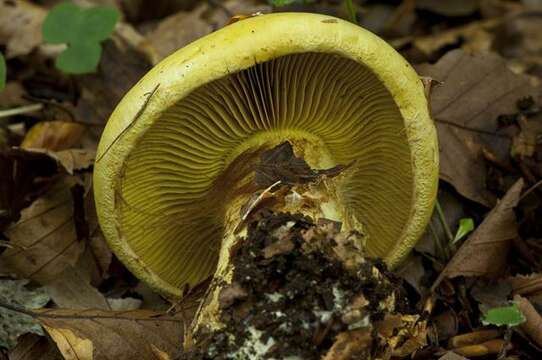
[94,12,438,298]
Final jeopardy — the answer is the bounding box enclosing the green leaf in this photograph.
[481,303,526,327]
[43,2,119,74]
[0,52,5,90]
[453,218,475,243]
[42,2,83,44]
[55,42,102,74]
[81,6,120,43]
[43,2,119,45]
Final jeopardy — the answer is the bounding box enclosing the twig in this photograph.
[520,178,542,201]
[0,104,43,119]
[429,220,449,260]
[435,200,454,246]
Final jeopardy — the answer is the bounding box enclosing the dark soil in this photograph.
[179,211,411,359]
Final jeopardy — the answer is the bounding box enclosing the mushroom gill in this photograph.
[117,52,413,292]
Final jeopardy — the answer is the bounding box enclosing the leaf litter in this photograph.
[2,0,542,359]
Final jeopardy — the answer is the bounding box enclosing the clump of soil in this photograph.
[179,211,415,359]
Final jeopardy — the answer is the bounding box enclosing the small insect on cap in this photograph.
[94,13,439,298]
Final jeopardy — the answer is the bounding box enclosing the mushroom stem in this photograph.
[189,140,362,340]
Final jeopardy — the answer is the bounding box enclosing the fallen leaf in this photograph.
[417,50,541,207]
[45,266,110,310]
[433,178,524,289]
[20,148,96,175]
[494,11,542,67]
[415,0,480,16]
[0,0,46,58]
[0,176,91,284]
[514,294,542,348]
[106,297,142,311]
[35,308,185,360]
[73,39,151,145]
[0,148,58,230]
[44,326,94,360]
[510,116,542,159]
[411,18,498,59]
[147,0,270,61]
[46,149,96,175]
[8,333,62,360]
[471,279,512,311]
[146,5,212,61]
[509,273,542,296]
[438,352,469,360]
[0,279,50,349]
[21,121,86,151]
[397,254,427,296]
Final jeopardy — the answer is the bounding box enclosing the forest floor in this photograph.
[1,0,542,359]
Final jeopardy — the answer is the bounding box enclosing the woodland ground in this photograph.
[1,0,542,359]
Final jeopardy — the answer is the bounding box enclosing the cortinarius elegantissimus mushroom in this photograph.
[94,12,439,299]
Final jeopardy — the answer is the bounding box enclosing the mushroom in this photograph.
[93,12,438,300]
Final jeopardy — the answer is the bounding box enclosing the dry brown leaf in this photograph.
[413,19,497,58]
[44,326,94,360]
[494,11,542,67]
[45,266,110,310]
[8,333,62,360]
[514,294,542,348]
[36,308,185,360]
[417,50,541,207]
[147,0,270,62]
[0,0,46,58]
[438,352,469,360]
[0,148,58,230]
[415,0,480,16]
[0,176,92,284]
[509,273,542,296]
[73,40,151,145]
[146,5,212,61]
[48,149,96,175]
[21,122,86,151]
[77,227,112,286]
[433,178,524,289]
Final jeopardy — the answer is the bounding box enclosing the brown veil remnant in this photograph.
[94,13,438,298]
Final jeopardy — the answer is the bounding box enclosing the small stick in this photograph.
[0,104,43,119]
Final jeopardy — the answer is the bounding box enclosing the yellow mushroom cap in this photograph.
[94,12,438,298]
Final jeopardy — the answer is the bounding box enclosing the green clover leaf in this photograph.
[42,2,120,74]
[481,303,526,328]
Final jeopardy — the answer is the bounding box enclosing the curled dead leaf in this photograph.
[0,175,92,284]
[417,50,541,207]
[433,178,524,290]
[36,308,185,360]
[22,121,86,151]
